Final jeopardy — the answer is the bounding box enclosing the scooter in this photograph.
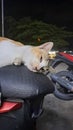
[49,51,73,100]
[0,65,54,130]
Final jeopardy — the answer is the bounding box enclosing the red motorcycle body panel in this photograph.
[59,52,73,62]
[0,101,22,113]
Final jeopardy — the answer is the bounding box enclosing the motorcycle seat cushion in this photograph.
[0,65,54,99]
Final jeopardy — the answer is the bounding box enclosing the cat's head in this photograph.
[24,42,53,72]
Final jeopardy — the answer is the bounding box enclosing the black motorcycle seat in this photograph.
[0,65,54,99]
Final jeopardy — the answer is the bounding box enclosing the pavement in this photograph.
[37,94,73,130]
[37,62,73,130]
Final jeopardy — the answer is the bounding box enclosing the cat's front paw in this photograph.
[13,58,22,66]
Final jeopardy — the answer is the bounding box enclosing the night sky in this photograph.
[0,0,73,30]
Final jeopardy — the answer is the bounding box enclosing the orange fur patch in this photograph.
[31,47,42,58]
[0,37,24,46]
[10,40,24,46]
[31,47,48,59]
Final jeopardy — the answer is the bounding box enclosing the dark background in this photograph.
[0,0,73,30]
[0,0,73,49]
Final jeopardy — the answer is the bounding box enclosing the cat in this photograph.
[0,37,53,72]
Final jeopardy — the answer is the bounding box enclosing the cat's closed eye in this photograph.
[40,56,43,63]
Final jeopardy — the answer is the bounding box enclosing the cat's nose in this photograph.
[35,66,38,70]
[34,66,40,71]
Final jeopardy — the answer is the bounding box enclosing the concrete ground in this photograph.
[37,62,73,130]
[37,94,73,130]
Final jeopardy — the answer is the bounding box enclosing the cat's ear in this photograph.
[39,42,53,51]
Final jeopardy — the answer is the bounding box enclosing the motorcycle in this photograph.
[0,65,54,130]
[49,51,73,100]
[50,51,73,72]
[1,51,73,130]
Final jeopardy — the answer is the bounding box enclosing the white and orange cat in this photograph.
[0,37,53,72]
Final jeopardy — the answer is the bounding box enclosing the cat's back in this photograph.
[0,37,21,56]
[0,37,24,47]
[0,39,16,51]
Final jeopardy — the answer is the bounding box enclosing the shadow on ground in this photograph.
[37,94,73,130]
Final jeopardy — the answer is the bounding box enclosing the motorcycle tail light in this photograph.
[0,101,22,113]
